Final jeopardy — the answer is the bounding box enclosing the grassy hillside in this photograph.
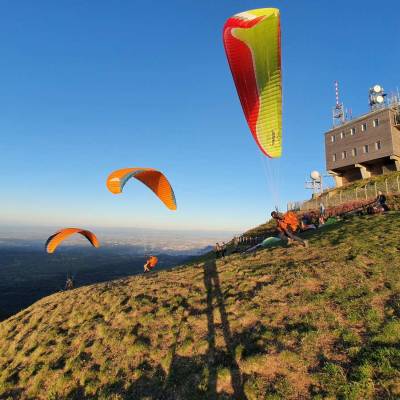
[1,213,400,399]
[326,171,400,194]
[301,171,400,213]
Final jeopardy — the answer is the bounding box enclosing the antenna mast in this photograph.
[332,81,345,127]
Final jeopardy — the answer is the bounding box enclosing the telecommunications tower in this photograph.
[332,81,346,126]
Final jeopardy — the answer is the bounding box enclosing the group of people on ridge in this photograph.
[64,193,391,285]
[214,242,227,258]
[215,191,390,259]
[214,210,309,259]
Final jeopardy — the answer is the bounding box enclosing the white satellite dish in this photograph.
[373,84,382,93]
[376,95,384,104]
[310,170,321,181]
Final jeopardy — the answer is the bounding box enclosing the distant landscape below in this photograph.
[0,225,235,321]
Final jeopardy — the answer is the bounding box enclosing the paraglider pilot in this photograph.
[144,255,158,273]
[65,275,74,290]
[271,211,308,248]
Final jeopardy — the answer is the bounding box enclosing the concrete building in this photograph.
[325,104,400,187]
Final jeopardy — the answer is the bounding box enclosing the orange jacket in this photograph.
[276,212,299,232]
[147,256,158,268]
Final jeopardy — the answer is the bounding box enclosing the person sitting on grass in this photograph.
[376,191,389,212]
[300,213,316,231]
[271,211,309,248]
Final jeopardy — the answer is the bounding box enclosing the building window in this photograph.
[373,118,379,127]
[352,148,357,156]
[340,131,344,139]
[331,135,335,142]
[361,123,367,132]
[341,151,347,159]
[375,140,381,150]
[332,154,337,162]
[350,127,356,135]
[363,144,369,153]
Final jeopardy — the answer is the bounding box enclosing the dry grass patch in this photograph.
[1,213,400,398]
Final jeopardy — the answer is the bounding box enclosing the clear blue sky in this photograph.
[1,0,399,232]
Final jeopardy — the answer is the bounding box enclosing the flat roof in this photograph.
[325,106,393,135]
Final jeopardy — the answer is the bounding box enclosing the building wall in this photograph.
[390,108,400,155]
[325,108,396,172]
[342,167,362,184]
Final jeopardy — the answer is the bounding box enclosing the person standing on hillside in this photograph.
[319,202,326,217]
[271,211,308,247]
[221,242,227,258]
[65,275,74,290]
[214,243,222,258]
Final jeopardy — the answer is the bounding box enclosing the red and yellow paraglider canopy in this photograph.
[223,8,282,158]
[106,168,177,211]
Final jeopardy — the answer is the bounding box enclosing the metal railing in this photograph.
[290,173,400,212]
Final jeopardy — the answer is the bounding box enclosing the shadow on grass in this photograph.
[0,387,24,400]
[81,260,248,400]
[93,356,228,400]
[202,259,247,400]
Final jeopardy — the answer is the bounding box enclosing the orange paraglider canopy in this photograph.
[106,168,177,211]
[45,228,100,254]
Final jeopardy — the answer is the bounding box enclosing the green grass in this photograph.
[1,213,400,399]
[328,170,400,192]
